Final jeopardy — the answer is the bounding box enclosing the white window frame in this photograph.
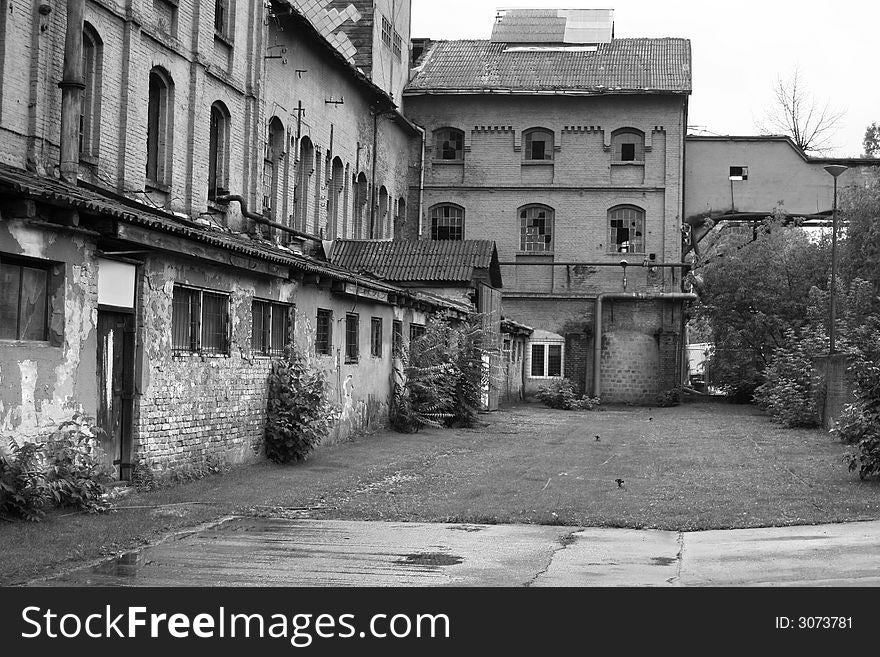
[528,341,564,379]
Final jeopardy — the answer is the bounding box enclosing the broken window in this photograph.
[608,205,646,254]
[530,343,563,378]
[371,317,383,358]
[434,128,464,161]
[252,300,290,357]
[519,205,554,252]
[0,255,51,342]
[430,204,464,241]
[524,128,554,161]
[171,285,229,355]
[345,313,359,363]
[316,309,332,355]
[611,128,645,162]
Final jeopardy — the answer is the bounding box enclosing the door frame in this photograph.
[96,304,136,481]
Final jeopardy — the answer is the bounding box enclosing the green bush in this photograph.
[537,379,600,411]
[832,318,880,479]
[655,387,682,408]
[0,413,111,521]
[754,328,825,428]
[265,347,340,463]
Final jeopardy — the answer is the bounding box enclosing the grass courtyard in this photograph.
[2,402,879,585]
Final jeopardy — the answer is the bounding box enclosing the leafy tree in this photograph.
[863,122,880,158]
[840,174,880,306]
[758,69,844,154]
[692,216,830,400]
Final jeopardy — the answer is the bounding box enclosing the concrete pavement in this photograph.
[35,517,880,587]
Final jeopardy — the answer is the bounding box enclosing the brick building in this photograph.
[0,0,466,480]
[403,9,696,402]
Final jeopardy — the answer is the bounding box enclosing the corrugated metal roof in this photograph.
[406,38,691,95]
[0,165,466,313]
[329,239,500,286]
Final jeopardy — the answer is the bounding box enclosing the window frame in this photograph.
[0,254,52,343]
[519,204,554,253]
[315,308,333,356]
[607,205,646,254]
[523,128,554,162]
[392,319,403,356]
[345,313,360,364]
[434,127,464,162]
[370,317,383,358]
[251,299,291,358]
[430,203,464,241]
[392,30,403,61]
[381,14,392,48]
[208,101,231,202]
[611,128,646,163]
[146,67,174,188]
[80,23,103,161]
[171,284,230,356]
[214,0,232,41]
[529,342,564,379]
[409,323,426,341]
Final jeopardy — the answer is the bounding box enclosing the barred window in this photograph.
[252,300,290,357]
[519,205,553,252]
[316,309,332,355]
[171,285,229,355]
[345,313,359,363]
[430,204,464,241]
[608,205,645,254]
[371,317,383,358]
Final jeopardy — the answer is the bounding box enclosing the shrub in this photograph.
[43,414,113,513]
[0,440,49,522]
[265,347,340,463]
[655,387,682,408]
[754,328,826,428]
[832,318,880,479]
[537,379,600,411]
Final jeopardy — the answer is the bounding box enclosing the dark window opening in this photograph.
[530,344,545,377]
[410,323,425,341]
[524,129,553,161]
[611,128,645,162]
[371,317,383,358]
[316,309,332,355]
[621,143,636,161]
[345,313,359,363]
[392,319,403,355]
[0,256,50,342]
[252,300,290,357]
[548,345,562,377]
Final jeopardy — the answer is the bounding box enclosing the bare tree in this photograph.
[759,69,845,154]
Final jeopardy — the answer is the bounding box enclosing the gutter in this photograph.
[592,292,698,398]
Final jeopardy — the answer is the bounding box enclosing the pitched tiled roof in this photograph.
[329,239,501,288]
[406,39,691,95]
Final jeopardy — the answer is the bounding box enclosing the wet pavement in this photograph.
[34,517,880,587]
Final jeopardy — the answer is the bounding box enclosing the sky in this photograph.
[411,0,878,157]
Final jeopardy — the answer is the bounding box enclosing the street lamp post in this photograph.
[824,164,848,354]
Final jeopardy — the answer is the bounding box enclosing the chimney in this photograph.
[59,0,85,184]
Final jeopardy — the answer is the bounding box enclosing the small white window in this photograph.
[530,342,563,378]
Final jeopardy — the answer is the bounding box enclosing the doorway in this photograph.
[96,311,135,480]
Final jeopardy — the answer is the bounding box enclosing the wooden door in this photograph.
[97,312,134,480]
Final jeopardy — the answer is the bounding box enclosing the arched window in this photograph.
[208,101,230,201]
[295,136,314,232]
[430,204,464,241]
[374,186,389,239]
[146,67,173,185]
[611,128,645,162]
[263,117,284,220]
[608,205,645,253]
[519,204,554,252]
[523,128,554,161]
[353,172,368,238]
[434,127,464,161]
[327,157,345,239]
[81,23,103,158]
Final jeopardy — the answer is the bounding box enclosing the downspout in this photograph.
[369,109,378,237]
[217,194,309,240]
[415,123,426,238]
[59,0,85,184]
[592,292,698,398]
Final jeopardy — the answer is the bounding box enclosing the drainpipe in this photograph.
[592,292,698,398]
[59,0,85,184]
[369,109,378,238]
[217,194,310,240]
[415,123,426,238]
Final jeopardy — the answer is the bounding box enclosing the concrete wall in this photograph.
[685,137,880,219]
[0,218,98,443]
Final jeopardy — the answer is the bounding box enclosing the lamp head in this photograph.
[824,164,848,179]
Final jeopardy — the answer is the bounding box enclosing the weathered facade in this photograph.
[0,0,465,480]
[403,9,695,402]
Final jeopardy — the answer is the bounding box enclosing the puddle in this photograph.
[397,552,464,567]
[650,556,678,566]
[92,551,145,577]
[448,525,485,533]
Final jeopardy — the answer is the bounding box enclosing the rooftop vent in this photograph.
[491,8,614,45]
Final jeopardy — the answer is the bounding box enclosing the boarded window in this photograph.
[371,317,383,358]
[252,300,290,357]
[171,285,229,354]
[0,257,50,341]
[345,313,359,363]
[316,309,332,355]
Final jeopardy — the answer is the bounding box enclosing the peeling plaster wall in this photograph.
[133,255,296,473]
[0,219,98,444]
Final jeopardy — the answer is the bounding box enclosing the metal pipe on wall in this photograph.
[59,0,85,184]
